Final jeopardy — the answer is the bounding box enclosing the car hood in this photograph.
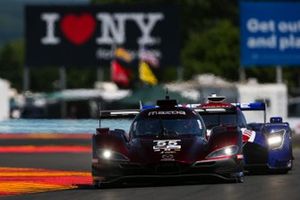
[128,136,207,164]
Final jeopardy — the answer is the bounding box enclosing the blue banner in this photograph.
[240,2,300,66]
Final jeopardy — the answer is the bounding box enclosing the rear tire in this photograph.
[273,169,289,174]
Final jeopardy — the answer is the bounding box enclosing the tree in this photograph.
[0,40,23,90]
[0,40,98,92]
[182,20,239,80]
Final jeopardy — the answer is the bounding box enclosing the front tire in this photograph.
[93,180,113,189]
[93,180,101,189]
[236,175,244,183]
[93,178,120,189]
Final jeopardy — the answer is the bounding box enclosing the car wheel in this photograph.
[94,181,112,189]
[236,175,244,183]
[288,159,293,170]
[235,172,245,183]
[231,172,244,183]
[276,169,289,174]
[93,180,101,189]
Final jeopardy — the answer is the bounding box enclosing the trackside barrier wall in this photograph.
[0,78,9,120]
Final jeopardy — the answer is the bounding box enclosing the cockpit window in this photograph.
[200,110,247,129]
[130,118,205,137]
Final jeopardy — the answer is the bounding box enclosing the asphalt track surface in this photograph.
[0,146,299,200]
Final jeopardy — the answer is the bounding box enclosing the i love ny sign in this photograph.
[25,5,180,67]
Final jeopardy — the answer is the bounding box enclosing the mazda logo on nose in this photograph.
[161,154,174,160]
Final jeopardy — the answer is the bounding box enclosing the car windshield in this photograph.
[131,118,205,137]
[201,111,246,129]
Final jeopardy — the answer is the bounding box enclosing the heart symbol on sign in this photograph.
[60,13,96,45]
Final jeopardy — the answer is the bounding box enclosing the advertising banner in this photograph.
[25,5,180,67]
[240,2,300,66]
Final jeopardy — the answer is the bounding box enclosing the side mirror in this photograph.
[270,117,282,123]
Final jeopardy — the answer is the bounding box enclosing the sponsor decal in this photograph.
[201,103,232,109]
[153,139,181,153]
[242,128,256,143]
[148,110,186,116]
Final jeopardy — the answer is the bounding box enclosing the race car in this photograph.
[194,94,293,174]
[92,97,244,188]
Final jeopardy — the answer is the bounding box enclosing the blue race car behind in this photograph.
[245,117,293,173]
[192,94,293,174]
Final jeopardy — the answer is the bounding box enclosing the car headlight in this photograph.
[267,130,285,149]
[102,150,112,159]
[206,145,239,159]
[98,149,129,161]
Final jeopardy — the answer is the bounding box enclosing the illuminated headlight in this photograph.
[268,136,282,145]
[224,147,233,155]
[268,130,285,149]
[98,149,129,161]
[102,150,112,159]
[206,145,239,159]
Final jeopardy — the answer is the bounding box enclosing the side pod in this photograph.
[208,126,243,149]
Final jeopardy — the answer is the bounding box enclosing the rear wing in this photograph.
[235,102,267,123]
[236,102,266,111]
[99,101,158,119]
[99,99,182,119]
[100,109,140,118]
[99,102,266,117]
[183,102,267,123]
[97,109,139,132]
[181,104,236,113]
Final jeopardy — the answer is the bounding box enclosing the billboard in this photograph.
[240,2,300,66]
[25,5,180,67]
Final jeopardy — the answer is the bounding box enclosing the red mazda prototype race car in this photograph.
[92,97,244,188]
